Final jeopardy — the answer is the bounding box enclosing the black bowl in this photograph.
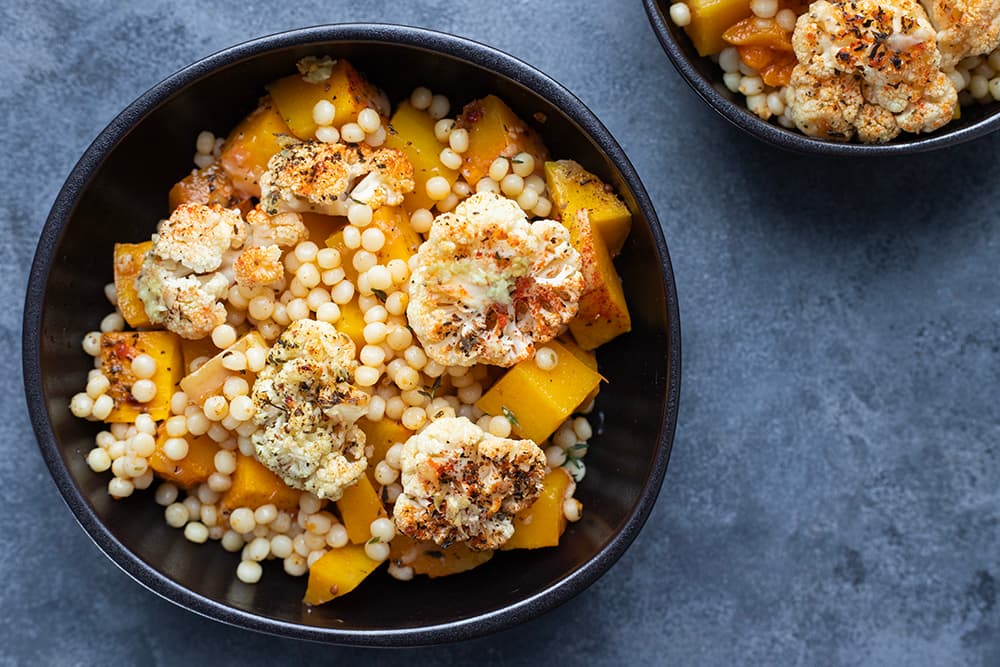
[22,24,681,645]
[643,0,1000,155]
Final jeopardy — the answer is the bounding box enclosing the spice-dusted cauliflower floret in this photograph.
[251,319,370,500]
[259,141,414,216]
[136,203,246,339]
[787,0,958,142]
[233,206,309,288]
[392,417,546,551]
[407,192,584,368]
[920,0,1000,67]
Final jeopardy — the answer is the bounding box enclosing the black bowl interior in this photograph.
[643,0,1000,155]
[24,25,681,644]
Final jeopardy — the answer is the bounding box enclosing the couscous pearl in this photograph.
[452,179,472,197]
[370,517,396,542]
[306,512,333,535]
[359,294,379,312]
[326,524,349,548]
[367,395,387,421]
[501,174,524,197]
[221,350,247,371]
[401,389,428,407]
[476,177,500,194]
[428,94,450,120]
[739,76,765,96]
[207,423,230,443]
[364,305,388,324]
[270,534,293,559]
[134,413,157,435]
[197,484,221,505]
[108,477,134,499]
[738,59,756,76]
[374,460,398,485]
[385,443,404,470]
[111,456,130,478]
[348,202,374,228]
[535,346,559,371]
[363,321,388,344]
[410,208,434,234]
[70,393,94,418]
[719,47,742,74]
[107,441,128,460]
[96,430,116,449]
[358,107,382,133]
[220,377,249,402]
[315,302,342,324]
[517,188,539,211]
[131,379,157,404]
[360,344,387,367]
[969,74,990,99]
[511,152,535,177]
[425,175,451,200]
[341,122,366,143]
[948,69,968,92]
[162,437,189,461]
[91,394,115,420]
[401,406,427,430]
[387,259,409,284]
[230,507,256,534]
[247,536,271,561]
[366,126,387,147]
[304,533,327,551]
[316,248,341,270]
[424,360,445,378]
[488,415,512,438]
[171,391,189,415]
[200,504,219,527]
[457,383,483,405]
[129,354,157,379]
[767,92,785,115]
[669,2,692,26]
[395,367,421,391]
[252,504,277,526]
[86,447,112,473]
[566,459,587,482]
[448,128,470,153]
[410,86,433,110]
[230,395,255,422]
[776,8,797,30]
[546,445,567,467]
[221,530,244,552]
[196,130,215,155]
[355,365,381,387]
[209,324,235,349]
[153,483,179,507]
[282,298,307,322]
[237,560,262,583]
[564,498,583,522]
[183,496,201,517]
[402,346,426,370]
[203,395,229,422]
[131,432,156,458]
[165,503,189,527]
[358,227,385,253]
[990,77,1000,101]
[134,470,155,491]
[238,437,254,456]
[385,483,403,503]
[312,99,336,126]
[573,416,594,441]
[100,312,125,333]
[83,331,102,356]
[723,71,743,93]
[246,347,268,373]
[385,396,406,421]
[433,118,455,143]
[554,424,577,449]
[296,264,321,290]
[750,0,778,18]
[187,411,210,436]
[532,197,553,219]
[365,540,391,562]
[389,563,414,581]
[383,327,410,353]
[439,147,463,170]
[306,287,331,312]
[306,550,327,568]
[523,174,545,193]
[284,554,308,577]
[331,280,355,305]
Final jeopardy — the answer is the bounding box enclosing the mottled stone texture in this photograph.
[3,0,1000,664]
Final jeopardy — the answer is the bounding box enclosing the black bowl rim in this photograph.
[22,23,682,646]
[643,0,1000,156]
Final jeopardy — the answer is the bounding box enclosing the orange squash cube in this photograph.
[389,534,494,578]
[370,206,423,266]
[501,468,572,550]
[304,544,382,605]
[168,163,251,213]
[178,331,266,405]
[220,454,300,512]
[684,0,753,56]
[219,96,292,198]
[266,60,387,141]
[300,212,344,246]
[149,426,220,488]
[544,160,632,256]
[113,242,153,329]
[455,95,549,184]
[475,339,601,443]
[99,331,183,422]
[383,101,458,212]
[336,475,388,544]
[357,417,412,485]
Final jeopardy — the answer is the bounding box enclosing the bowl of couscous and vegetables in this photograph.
[644,0,1000,153]
[23,25,680,644]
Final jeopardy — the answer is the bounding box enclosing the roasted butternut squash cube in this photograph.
[559,337,602,405]
[334,298,366,351]
[266,60,387,141]
[383,101,458,212]
[179,337,219,375]
[300,212,345,246]
[113,242,153,329]
[389,534,494,578]
[304,544,382,605]
[475,339,601,443]
[566,210,631,350]
[501,468,572,550]
[219,96,292,198]
[371,206,422,265]
[324,229,359,282]
[336,475,388,544]
[168,162,251,213]
[99,331,183,422]
[149,426,220,488]
[544,160,632,256]
[684,0,753,56]
[220,454,300,512]
[456,95,549,184]
[357,417,412,486]
[179,331,267,405]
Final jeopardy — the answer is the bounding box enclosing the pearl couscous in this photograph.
[670,0,1000,142]
[69,56,634,605]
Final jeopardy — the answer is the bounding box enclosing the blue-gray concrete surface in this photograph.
[3,1,999,665]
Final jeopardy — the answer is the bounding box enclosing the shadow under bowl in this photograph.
[22,24,682,646]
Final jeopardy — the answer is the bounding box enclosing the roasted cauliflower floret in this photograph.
[250,319,370,500]
[259,140,414,216]
[920,0,1000,67]
[787,0,958,142]
[392,417,546,551]
[233,206,309,288]
[135,203,246,339]
[407,192,584,368]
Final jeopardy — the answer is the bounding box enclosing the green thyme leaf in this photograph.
[372,288,388,303]
[502,406,520,428]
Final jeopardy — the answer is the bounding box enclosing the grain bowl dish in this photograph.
[65,55,640,605]
[666,0,1000,142]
